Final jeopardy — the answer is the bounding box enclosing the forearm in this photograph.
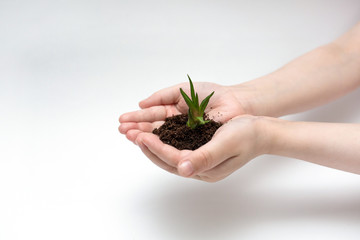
[235,23,360,117]
[263,118,360,174]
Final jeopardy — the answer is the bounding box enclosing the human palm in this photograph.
[131,115,263,182]
[119,82,246,143]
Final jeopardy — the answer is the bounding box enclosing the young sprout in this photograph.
[180,75,214,129]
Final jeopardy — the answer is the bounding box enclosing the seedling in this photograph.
[180,75,214,129]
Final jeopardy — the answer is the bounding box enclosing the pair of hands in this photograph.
[119,82,268,182]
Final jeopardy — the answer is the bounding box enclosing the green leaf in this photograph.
[199,91,214,114]
[187,74,196,103]
[187,109,197,129]
[196,117,207,124]
[180,88,196,110]
[195,93,199,108]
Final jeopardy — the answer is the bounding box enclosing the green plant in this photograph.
[180,75,214,129]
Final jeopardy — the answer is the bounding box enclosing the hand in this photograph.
[119,82,252,144]
[134,115,270,182]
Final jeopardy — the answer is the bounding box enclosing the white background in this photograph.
[1,0,360,239]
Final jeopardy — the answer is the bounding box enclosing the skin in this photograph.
[119,22,360,182]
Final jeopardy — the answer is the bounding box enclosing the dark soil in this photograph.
[152,114,222,150]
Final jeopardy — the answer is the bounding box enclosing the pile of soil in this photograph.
[152,114,222,150]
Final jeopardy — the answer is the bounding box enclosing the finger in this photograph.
[137,141,177,174]
[125,129,143,143]
[119,106,180,123]
[139,85,181,109]
[139,132,183,168]
[118,121,164,134]
[177,131,236,177]
[196,156,242,183]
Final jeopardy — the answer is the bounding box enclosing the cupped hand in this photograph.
[134,115,270,182]
[119,82,250,143]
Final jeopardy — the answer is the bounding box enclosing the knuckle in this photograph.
[197,149,213,171]
[198,174,220,183]
[167,166,178,175]
[197,169,228,183]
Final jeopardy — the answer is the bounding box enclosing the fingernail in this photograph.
[179,161,194,177]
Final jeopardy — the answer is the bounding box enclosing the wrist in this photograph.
[229,83,262,116]
[230,77,278,117]
[255,116,287,155]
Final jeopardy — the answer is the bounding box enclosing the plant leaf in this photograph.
[199,91,214,114]
[187,109,199,129]
[187,74,196,103]
[197,117,210,126]
[195,93,199,108]
[180,88,196,110]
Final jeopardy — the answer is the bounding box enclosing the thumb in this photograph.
[177,134,234,177]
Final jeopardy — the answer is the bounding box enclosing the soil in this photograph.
[152,114,222,150]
